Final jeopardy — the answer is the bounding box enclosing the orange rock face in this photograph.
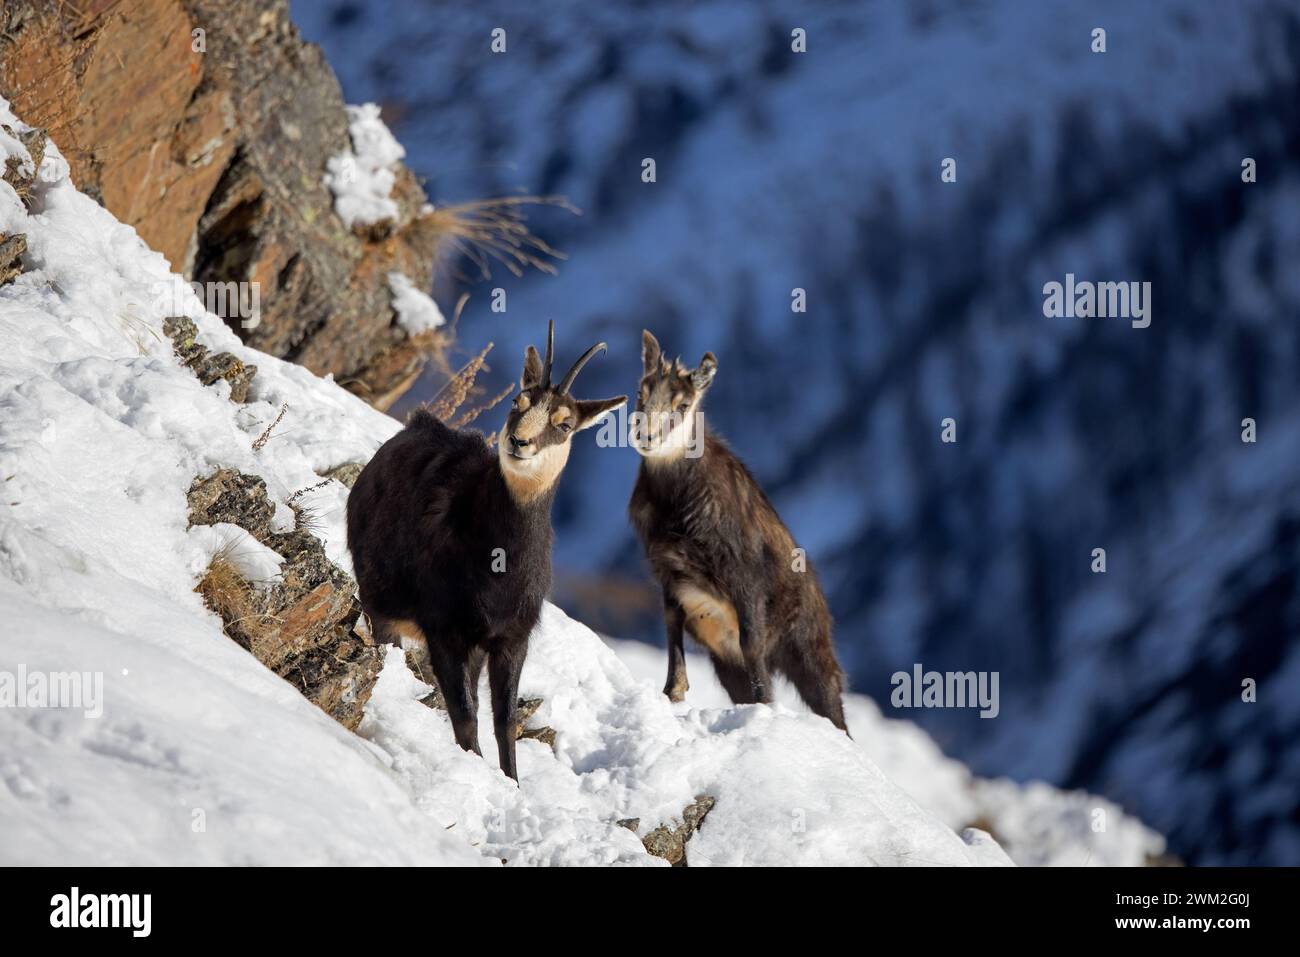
[0,0,442,410]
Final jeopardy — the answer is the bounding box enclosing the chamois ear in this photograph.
[642,329,661,374]
[521,345,544,390]
[574,395,627,432]
[691,352,717,391]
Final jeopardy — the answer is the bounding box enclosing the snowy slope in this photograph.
[0,96,1030,866]
[609,639,1164,867]
[366,610,1014,866]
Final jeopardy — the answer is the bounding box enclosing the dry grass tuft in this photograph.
[450,382,514,430]
[195,542,286,652]
[196,551,256,631]
[422,196,579,280]
[423,342,500,424]
[290,499,327,536]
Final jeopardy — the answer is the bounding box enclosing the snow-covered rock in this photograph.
[387,271,445,335]
[324,102,408,230]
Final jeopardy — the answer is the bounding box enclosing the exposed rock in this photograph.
[264,529,347,596]
[514,697,543,734]
[278,605,380,731]
[187,468,276,542]
[0,233,24,285]
[417,688,446,711]
[414,688,555,749]
[189,465,382,730]
[514,697,558,750]
[163,316,205,364]
[519,725,557,748]
[196,351,256,403]
[0,0,444,409]
[320,461,365,489]
[163,316,258,402]
[1,124,43,206]
[640,795,716,866]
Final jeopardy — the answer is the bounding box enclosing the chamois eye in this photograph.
[676,401,689,414]
[558,422,572,433]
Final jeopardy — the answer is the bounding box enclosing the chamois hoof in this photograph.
[664,684,688,703]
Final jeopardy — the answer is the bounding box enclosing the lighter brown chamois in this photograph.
[627,330,847,731]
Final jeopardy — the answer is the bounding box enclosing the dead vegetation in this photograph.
[421,195,578,280]
[251,403,288,451]
[195,548,258,638]
[417,340,514,440]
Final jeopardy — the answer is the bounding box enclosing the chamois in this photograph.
[347,322,626,780]
[628,330,847,731]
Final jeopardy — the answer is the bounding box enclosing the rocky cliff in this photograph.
[0,0,441,408]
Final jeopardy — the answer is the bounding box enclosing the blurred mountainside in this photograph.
[293,0,1300,864]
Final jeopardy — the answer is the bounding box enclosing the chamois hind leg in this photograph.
[366,611,410,651]
[371,614,435,683]
[736,597,775,704]
[662,598,688,702]
[710,654,757,705]
[423,631,482,757]
[488,645,524,782]
[780,635,849,734]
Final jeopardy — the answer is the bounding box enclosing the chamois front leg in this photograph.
[489,646,525,782]
[736,595,774,704]
[426,633,482,757]
[663,597,688,702]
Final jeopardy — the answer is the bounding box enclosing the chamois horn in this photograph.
[557,340,608,395]
[542,319,555,388]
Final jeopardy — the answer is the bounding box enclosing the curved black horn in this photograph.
[557,341,607,395]
[542,320,555,388]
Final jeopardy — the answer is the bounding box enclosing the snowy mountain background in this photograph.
[0,93,1163,865]
[290,0,1300,865]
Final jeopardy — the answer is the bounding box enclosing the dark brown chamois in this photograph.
[628,330,847,731]
[347,322,625,780]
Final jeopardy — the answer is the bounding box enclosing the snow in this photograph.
[608,638,1165,867]
[323,102,407,229]
[186,523,284,588]
[365,607,1013,866]
[0,93,1152,866]
[387,271,444,335]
